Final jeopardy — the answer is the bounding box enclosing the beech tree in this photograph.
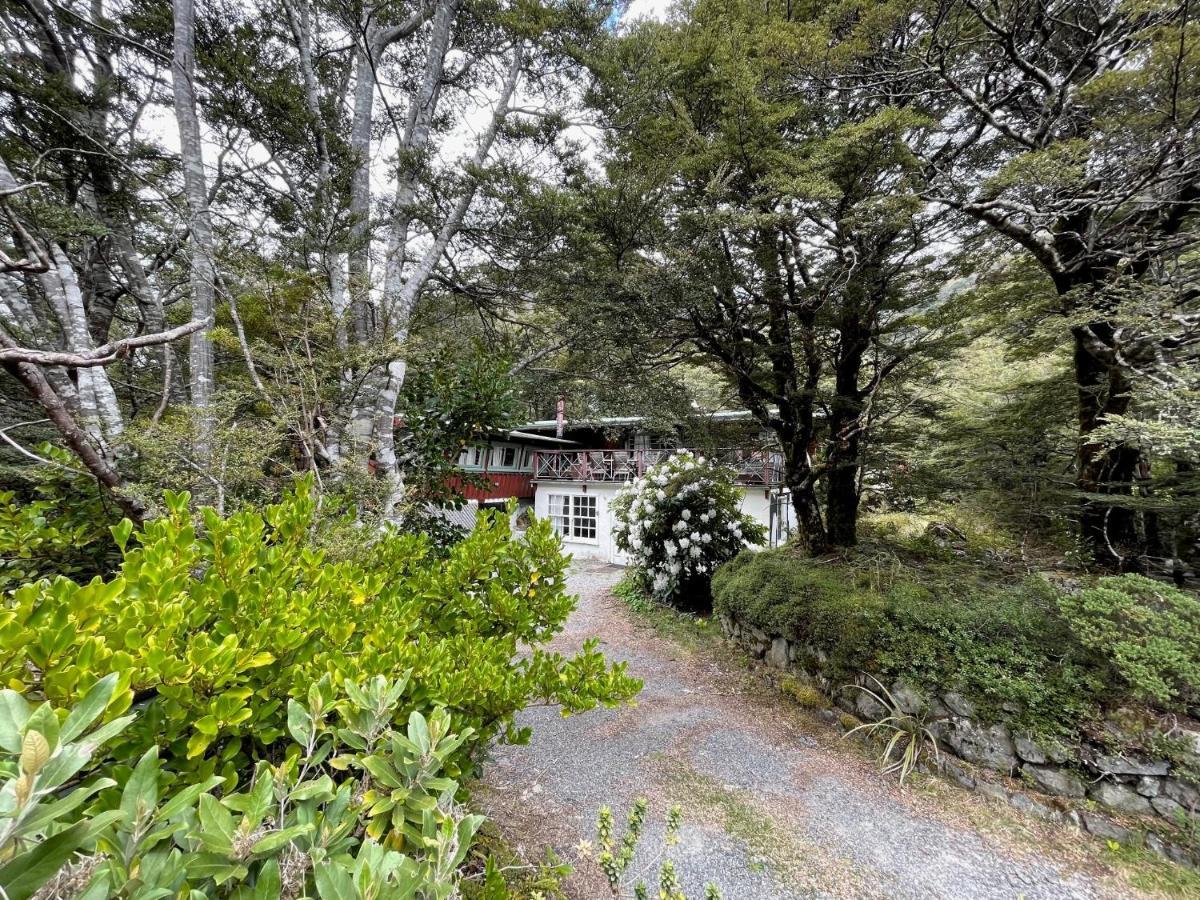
[828,0,1200,567]
[576,0,953,550]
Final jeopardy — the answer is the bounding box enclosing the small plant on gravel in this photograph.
[611,452,764,610]
[843,676,940,787]
[579,798,722,899]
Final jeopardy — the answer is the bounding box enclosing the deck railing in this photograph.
[532,448,783,485]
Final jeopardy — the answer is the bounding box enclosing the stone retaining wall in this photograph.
[719,614,1200,868]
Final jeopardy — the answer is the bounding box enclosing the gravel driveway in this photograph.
[479,562,1147,899]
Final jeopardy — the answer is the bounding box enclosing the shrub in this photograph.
[0,453,123,591]
[1058,574,1200,708]
[610,452,764,608]
[712,548,1110,739]
[0,477,640,785]
[1,672,490,899]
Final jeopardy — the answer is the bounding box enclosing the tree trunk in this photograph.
[1072,321,1143,569]
[171,0,216,445]
[786,448,827,553]
[347,38,377,347]
[825,410,862,547]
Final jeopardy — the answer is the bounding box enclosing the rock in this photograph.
[974,778,1010,803]
[889,679,927,716]
[765,637,789,669]
[945,718,1017,771]
[942,759,976,790]
[1090,780,1153,816]
[1136,776,1162,798]
[1151,795,1185,820]
[854,687,888,722]
[1014,733,1047,765]
[942,691,976,718]
[1081,811,1134,844]
[1008,792,1058,821]
[1024,765,1086,799]
[1162,777,1200,810]
[1094,754,1169,777]
[1164,841,1199,867]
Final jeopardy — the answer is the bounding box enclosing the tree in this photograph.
[578,0,954,550]
[832,0,1200,567]
[1,0,614,517]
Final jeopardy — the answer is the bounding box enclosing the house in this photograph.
[450,413,794,564]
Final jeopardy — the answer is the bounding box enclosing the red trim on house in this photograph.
[446,472,535,501]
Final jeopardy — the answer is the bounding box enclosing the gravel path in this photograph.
[479,563,1143,899]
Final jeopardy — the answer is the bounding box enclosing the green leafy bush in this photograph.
[1,672,493,899]
[711,548,1109,738]
[1059,574,1200,708]
[0,478,640,785]
[0,453,123,591]
[611,452,764,608]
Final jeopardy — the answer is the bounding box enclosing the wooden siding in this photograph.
[446,472,535,501]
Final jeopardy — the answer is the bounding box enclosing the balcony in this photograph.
[532,448,783,486]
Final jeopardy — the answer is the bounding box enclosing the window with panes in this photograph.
[547,493,597,541]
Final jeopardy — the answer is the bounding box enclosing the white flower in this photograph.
[664,541,677,557]
[656,489,666,501]
[690,545,702,558]
[681,509,691,521]
[673,519,687,532]
[701,533,712,543]
[667,562,681,575]
[679,537,690,549]
[690,531,700,542]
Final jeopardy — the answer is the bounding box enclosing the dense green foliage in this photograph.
[0,672,493,899]
[1060,575,1200,708]
[0,479,639,787]
[712,546,1114,738]
[611,452,764,608]
[0,458,123,591]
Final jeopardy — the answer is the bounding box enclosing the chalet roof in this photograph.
[515,410,762,432]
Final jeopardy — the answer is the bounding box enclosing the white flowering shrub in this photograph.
[611,451,765,608]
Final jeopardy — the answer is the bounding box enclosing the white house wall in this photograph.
[533,481,778,566]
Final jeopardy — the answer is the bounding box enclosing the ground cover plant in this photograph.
[709,534,1198,746]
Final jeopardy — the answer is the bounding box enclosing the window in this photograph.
[501,446,516,467]
[547,493,597,542]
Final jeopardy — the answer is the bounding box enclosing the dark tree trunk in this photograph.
[825,321,870,547]
[825,420,861,547]
[787,463,827,553]
[1072,321,1144,569]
